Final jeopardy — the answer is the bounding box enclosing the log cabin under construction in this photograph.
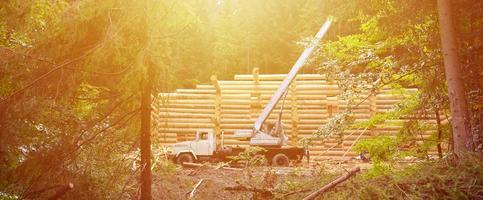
[152,70,438,161]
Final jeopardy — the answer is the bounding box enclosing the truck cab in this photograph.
[170,129,216,164]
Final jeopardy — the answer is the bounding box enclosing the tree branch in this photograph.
[0,44,101,105]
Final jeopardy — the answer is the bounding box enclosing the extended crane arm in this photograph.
[253,18,333,133]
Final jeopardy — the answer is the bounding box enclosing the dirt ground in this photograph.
[152,160,372,200]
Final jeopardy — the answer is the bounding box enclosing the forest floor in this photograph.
[152,160,372,200]
[152,156,482,200]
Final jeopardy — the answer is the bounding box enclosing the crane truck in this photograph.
[168,18,332,167]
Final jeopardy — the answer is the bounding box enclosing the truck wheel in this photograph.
[176,153,194,165]
[271,153,289,167]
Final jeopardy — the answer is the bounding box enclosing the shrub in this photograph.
[354,136,399,162]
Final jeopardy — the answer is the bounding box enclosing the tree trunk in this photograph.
[435,109,443,159]
[437,0,474,154]
[140,55,153,200]
[0,105,6,170]
[139,0,153,198]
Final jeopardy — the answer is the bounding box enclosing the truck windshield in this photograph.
[199,132,208,140]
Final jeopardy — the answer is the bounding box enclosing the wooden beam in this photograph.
[290,79,299,146]
[211,75,222,150]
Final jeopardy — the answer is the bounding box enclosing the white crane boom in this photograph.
[253,18,333,132]
[234,18,333,146]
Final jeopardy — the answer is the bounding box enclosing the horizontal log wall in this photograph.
[152,72,438,161]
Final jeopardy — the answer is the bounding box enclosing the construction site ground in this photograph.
[152,160,375,200]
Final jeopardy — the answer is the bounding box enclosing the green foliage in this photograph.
[362,162,393,180]
[229,146,267,167]
[0,192,18,200]
[354,115,451,162]
[354,136,399,162]
[255,156,483,199]
[322,155,483,200]
[273,166,338,196]
[74,83,104,119]
[151,144,180,176]
[307,110,355,146]
[350,92,420,129]
[397,120,433,157]
[276,180,303,193]
[312,0,482,160]
[312,0,451,147]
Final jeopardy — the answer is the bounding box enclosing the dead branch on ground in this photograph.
[182,162,242,171]
[303,167,360,200]
[188,179,204,199]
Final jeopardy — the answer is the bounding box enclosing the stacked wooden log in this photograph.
[152,71,437,161]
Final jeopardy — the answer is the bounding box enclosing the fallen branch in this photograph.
[214,162,230,170]
[182,162,205,168]
[303,167,360,200]
[188,179,204,199]
[182,162,242,171]
[221,166,243,171]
